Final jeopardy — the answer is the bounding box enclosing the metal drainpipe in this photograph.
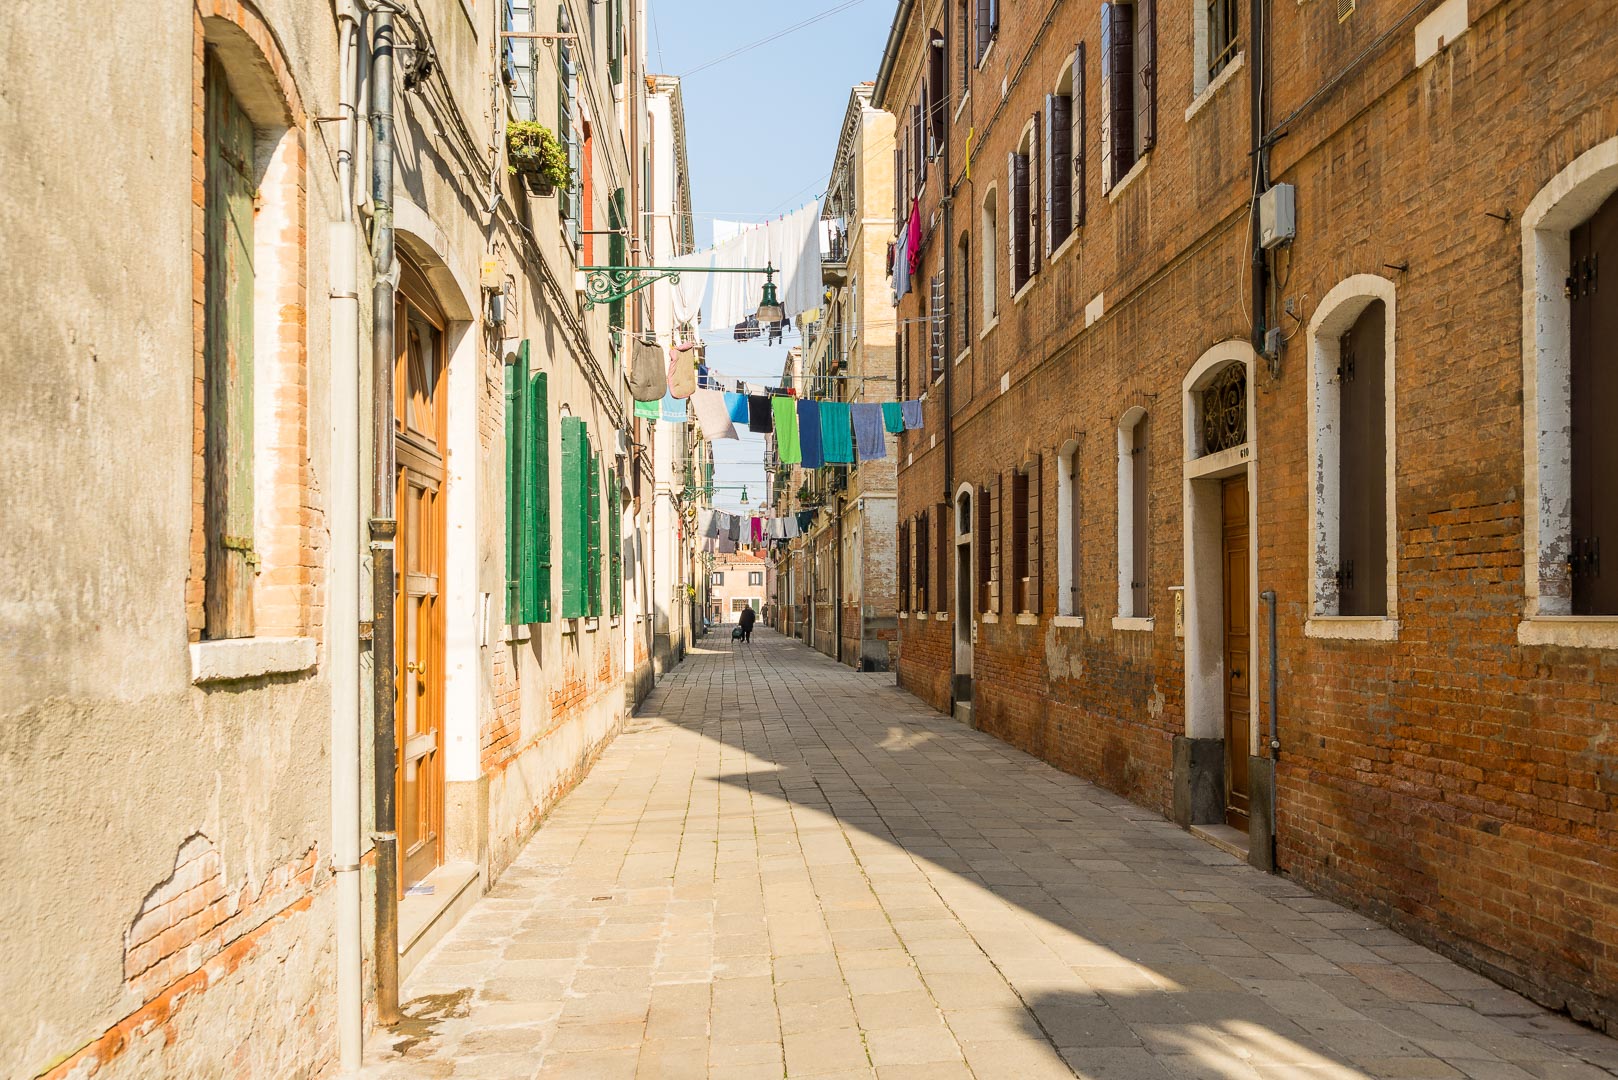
[1249,0,1269,355]
[835,494,844,662]
[1261,589,1280,865]
[368,6,401,1029]
[940,27,956,705]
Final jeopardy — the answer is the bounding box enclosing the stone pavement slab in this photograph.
[361,630,1615,1079]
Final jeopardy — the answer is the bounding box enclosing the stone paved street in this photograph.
[364,631,1618,1079]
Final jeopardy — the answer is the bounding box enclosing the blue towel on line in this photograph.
[900,399,924,431]
[851,403,887,462]
[797,398,824,469]
[724,392,750,423]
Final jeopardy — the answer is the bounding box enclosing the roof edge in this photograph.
[870,0,916,110]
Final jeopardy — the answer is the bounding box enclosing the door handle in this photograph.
[406,660,423,674]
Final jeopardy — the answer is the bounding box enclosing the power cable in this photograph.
[677,0,870,78]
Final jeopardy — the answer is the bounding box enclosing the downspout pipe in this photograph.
[938,27,954,670]
[368,6,401,1029]
[1260,589,1280,865]
[1249,0,1269,356]
[331,0,364,1067]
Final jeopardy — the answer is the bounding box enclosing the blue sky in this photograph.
[648,0,896,514]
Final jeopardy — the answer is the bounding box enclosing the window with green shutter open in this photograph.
[560,416,589,619]
[609,469,623,616]
[586,447,602,617]
[505,342,552,625]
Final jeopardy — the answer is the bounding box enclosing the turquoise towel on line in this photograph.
[881,401,905,434]
[724,392,750,423]
[819,401,854,464]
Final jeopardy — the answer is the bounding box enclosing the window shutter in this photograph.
[989,0,1000,32]
[1011,469,1029,610]
[608,188,627,332]
[1101,4,1135,191]
[1047,93,1072,248]
[975,0,991,61]
[1029,110,1042,273]
[919,511,930,610]
[989,473,1002,613]
[204,51,258,638]
[608,0,624,84]
[1339,303,1388,616]
[609,468,623,616]
[1009,152,1030,289]
[937,503,952,613]
[929,36,947,143]
[1131,415,1150,616]
[912,102,925,190]
[1075,43,1088,226]
[1139,0,1157,153]
[504,344,529,623]
[586,447,602,616]
[975,485,991,613]
[1028,455,1043,614]
[894,145,902,220]
[525,366,552,623]
[899,520,911,610]
[560,417,587,618]
[931,273,945,378]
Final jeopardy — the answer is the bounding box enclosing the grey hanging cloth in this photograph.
[747,395,773,433]
[629,336,667,401]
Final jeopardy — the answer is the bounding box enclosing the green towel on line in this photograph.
[771,396,801,464]
[881,401,905,434]
[819,401,854,463]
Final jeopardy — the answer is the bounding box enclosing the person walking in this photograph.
[737,604,756,643]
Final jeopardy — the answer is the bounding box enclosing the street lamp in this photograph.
[579,262,784,315]
[754,277,783,323]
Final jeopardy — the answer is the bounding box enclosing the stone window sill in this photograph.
[1517,616,1618,649]
[981,612,999,625]
[1305,616,1399,641]
[1106,155,1150,203]
[191,637,317,684]
[1050,230,1080,267]
[978,316,999,342]
[1012,278,1037,306]
[1112,616,1154,632]
[1016,613,1038,625]
[1185,51,1245,123]
[933,612,950,621]
[504,623,532,644]
[1052,615,1084,628]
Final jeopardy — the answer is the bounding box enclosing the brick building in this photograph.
[878,0,1617,1033]
[768,86,901,670]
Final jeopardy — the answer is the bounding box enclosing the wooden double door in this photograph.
[395,262,447,895]
[1222,474,1252,830]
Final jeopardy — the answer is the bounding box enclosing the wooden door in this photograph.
[395,264,447,895]
[1222,474,1251,830]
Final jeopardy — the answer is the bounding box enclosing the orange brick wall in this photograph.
[887,0,1617,1032]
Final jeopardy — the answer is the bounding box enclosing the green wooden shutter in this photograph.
[608,189,627,333]
[560,416,587,618]
[505,343,529,622]
[586,448,602,616]
[525,364,552,622]
[609,469,623,616]
[204,51,257,638]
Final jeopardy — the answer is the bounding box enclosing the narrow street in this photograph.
[364,632,1616,1080]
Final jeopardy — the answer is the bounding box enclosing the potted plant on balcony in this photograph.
[506,120,570,197]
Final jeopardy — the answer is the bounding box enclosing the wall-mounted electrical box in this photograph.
[1259,183,1296,249]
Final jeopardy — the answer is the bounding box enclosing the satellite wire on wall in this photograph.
[677,0,870,78]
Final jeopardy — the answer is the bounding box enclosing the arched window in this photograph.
[1521,139,1618,642]
[1046,47,1086,251]
[980,187,999,323]
[1117,407,1150,620]
[1008,123,1038,293]
[1306,276,1397,635]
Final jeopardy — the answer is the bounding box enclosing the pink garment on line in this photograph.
[905,198,923,276]
[751,517,764,545]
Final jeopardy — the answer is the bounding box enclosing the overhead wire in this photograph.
[677,0,871,78]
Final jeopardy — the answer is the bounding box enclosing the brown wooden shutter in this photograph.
[1074,43,1088,226]
[1009,153,1029,289]
[918,510,930,610]
[1028,454,1043,614]
[203,50,257,639]
[989,474,1003,613]
[912,102,924,193]
[1571,190,1618,615]
[937,503,952,612]
[1338,302,1387,616]
[1139,0,1157,154]
[1011,469,1029,611]
[975,0,991,61]
[1131,415,1150,616]
[976,484,992,613]
[899,520,911,610]
[989,0,999,33]
[1101,3,1134,190]
[929,34,947,141]
[1047,93,1072,249]
[1029,110,1042,273]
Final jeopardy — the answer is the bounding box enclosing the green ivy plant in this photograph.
[506,121,571,189]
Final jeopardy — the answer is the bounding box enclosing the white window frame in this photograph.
[1056,438,1083,621]
[1520,137,1618,648]
[1114,406,1152,628]
[980,185,999,331]
[1304,274,1399,641]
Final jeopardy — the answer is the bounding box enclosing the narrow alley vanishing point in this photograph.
[364,631,1616,1079]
